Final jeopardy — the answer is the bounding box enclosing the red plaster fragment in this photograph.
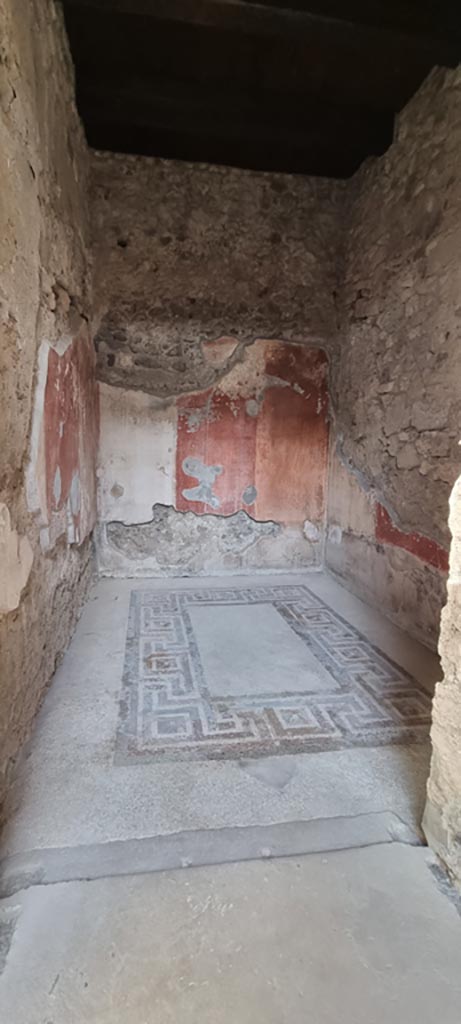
[375,503,449,572]
[44,325,99,543]
[254,344,329,524]
[175,342,330,527]
[176,390,257,515]
[201,336,239,368]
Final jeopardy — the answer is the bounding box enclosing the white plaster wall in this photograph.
[327,450,375,541]
[97,383,177,525]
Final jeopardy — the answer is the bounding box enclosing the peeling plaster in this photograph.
[91,152,342,396]
[53,466,62,507]
[96,344,329,575]
[181,457,223,509]
[0,504,34,615]
[303,520,321,543]
[95,498,324,578]
[26,341,50,523]
[329,442,449,571]
[69,472,81,517]
[326,447,449,646]
[242,485,257,506]
[26,329,98,551]
[201,336,240,368]
[245,399,260,418]
[105,504,280,562]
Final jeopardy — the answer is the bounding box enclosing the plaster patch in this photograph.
[183,399,214,434]
[246,399,260,418]
[303,520,321,542]
[104,505,280,567]
[39,527,50,551]
[0,914,17,974]
[53,466,62,507]
[26,341,50,520]
[69,472,81,516]
[49,306,86,357]
[0,504,34,615]
[201,336,240,368]
[181,457,223,509]
[242,485,257,506]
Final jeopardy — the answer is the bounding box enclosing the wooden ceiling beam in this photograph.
[85,118,372,176]
[61,0,461,176]
[77,77,393,141]
[78,80,393,176]
[63,6,456,115]
[61,0,459,62]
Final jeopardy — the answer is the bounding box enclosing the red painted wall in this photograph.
[44,324,99,545]
[176,341,329,528]
[254,345,328,523]
[375,502,449,572]
[176,391,257,516]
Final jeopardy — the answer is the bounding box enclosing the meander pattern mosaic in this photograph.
[115,585,432,763]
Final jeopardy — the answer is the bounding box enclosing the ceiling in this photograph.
[61,0,461,178]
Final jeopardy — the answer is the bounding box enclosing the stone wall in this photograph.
[91,152,343,394]
[91,153,341,574]
[424,475,461,886]
[0,0,98,808]
[327,67,461,646]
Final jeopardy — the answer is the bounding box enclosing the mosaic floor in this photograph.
[115,584,432,764]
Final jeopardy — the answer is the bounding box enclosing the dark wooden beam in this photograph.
[78,79,393,176]
[63,6,454,114]
[216,1,461,39]
[61,0,461,176]
[77,77,393,141]
[85,119,374,177]
[61,0,460,62]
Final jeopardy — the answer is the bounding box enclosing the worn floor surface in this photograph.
[2,572,457,1022]
[1,573,439,862]
[0,573,438,860]
[116,579,432,763]
[2,845,461,1023]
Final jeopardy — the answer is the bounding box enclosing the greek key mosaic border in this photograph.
[115,585,432,764]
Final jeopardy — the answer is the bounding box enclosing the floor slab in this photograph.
[0,811,421,899]
[1,845,460,1024]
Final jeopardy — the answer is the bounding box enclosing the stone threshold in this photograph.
[0,811,422,899]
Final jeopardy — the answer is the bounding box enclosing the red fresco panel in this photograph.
[254,344,329,524]
[44,325,99,543]
[375,503,449,572]
[176,390,258,515]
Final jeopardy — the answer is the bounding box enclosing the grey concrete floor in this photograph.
[1,845,461,1023]
[1,572,457,1022]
